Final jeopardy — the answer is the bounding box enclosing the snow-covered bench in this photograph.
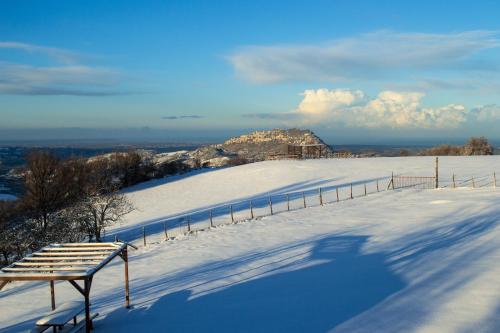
[33,301,98,333]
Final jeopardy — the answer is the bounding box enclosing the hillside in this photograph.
[1,156,500,332]
[220,128,332,161]
[116,156,499,234]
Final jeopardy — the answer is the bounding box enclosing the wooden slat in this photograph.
[23,256,107,261]
[43,247,118,251]
[53,243,120,247]
[14,262,99,267]
[2,267,89,272]
[35,251,113,256]
[60,313,99,333]
[0,272,88,281]
[86,243,126,276]
[36,301,84,326]
[0,242,127,281]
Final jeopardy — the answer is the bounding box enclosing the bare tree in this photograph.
[0,201,34,266]
[78,189,134,242]
[463,137,493,155]
[22,151,87,230]
[418,137,493,156]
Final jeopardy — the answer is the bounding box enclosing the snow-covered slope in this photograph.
[115,156,499,238]
[1,156,500,332]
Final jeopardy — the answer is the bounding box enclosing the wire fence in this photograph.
[109,176,391,246]
[392,176,436,190]
[110,170,498,248]
[440,172,498,189]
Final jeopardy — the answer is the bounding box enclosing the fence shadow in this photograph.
[97,235,405,332]
[109,175,389,243]
[108,177,341,238]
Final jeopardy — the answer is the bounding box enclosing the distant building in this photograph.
[286,144,331,159]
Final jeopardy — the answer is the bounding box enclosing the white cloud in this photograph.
[0,63,125,96]
[228,30,500,84]
[298,89,365,115]
[471,104,500,121]
[294,89,468,128]
[0,42,81,64]
[0,63,118,85]
[0,42,130,96]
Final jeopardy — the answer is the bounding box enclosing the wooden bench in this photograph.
[33,301,98,333]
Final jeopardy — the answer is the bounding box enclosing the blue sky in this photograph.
[1,0,500,143]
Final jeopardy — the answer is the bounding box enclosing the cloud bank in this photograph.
[295,89,468,128]
[228,30,500,83]
[471,104,500,121]
[244,88,500,129]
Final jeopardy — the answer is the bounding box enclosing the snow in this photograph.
[1,156,500,332]
[113,156,498,242]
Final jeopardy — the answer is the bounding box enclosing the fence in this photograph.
[111,176,391,246]
[111,170,498,248]
[441,172,498,189]
[392,175,436,190]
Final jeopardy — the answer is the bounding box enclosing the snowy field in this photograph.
[113,156,499,242]
[1,156,500,332]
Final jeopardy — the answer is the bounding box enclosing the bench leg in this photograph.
[73,316,77,325]
[84,277,94,332]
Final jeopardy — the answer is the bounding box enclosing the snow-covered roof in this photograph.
[0,242,126,281]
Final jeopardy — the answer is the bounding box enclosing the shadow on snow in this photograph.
[109,175,390,243]
[98,235,405,333]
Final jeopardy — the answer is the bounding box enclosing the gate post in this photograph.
[435,157,439,189]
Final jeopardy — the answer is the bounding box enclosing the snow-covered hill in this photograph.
[1,156,500,332]
[115,156,499,240]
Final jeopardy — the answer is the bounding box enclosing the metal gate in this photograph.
[391,176,436,190]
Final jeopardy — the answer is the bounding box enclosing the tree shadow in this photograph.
[122,167,226,194]
[388,204,500,267]
[98,235,405,332]
[332,204,500,332]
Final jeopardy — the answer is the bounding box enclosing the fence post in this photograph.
[336,187,339,202]
[302,192,306,208]
[230,205,234,223]
[142,227,146,247]
[269,196,273,215]
[364,183,367,196]
[209,210,214,227]
[472,177,476,188]
[494,172,497,188]
[286,194,290,211]
[187,216,191,232]
[319,188,323,206]
[249,201,254,219]
[435,157,439,189]
[350,183,353,199]
[164,222,168,240]
[452,174,456,189]
[376,180,379,192]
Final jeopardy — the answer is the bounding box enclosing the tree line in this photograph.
[0,150,152,266]
[399,137,495,157]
